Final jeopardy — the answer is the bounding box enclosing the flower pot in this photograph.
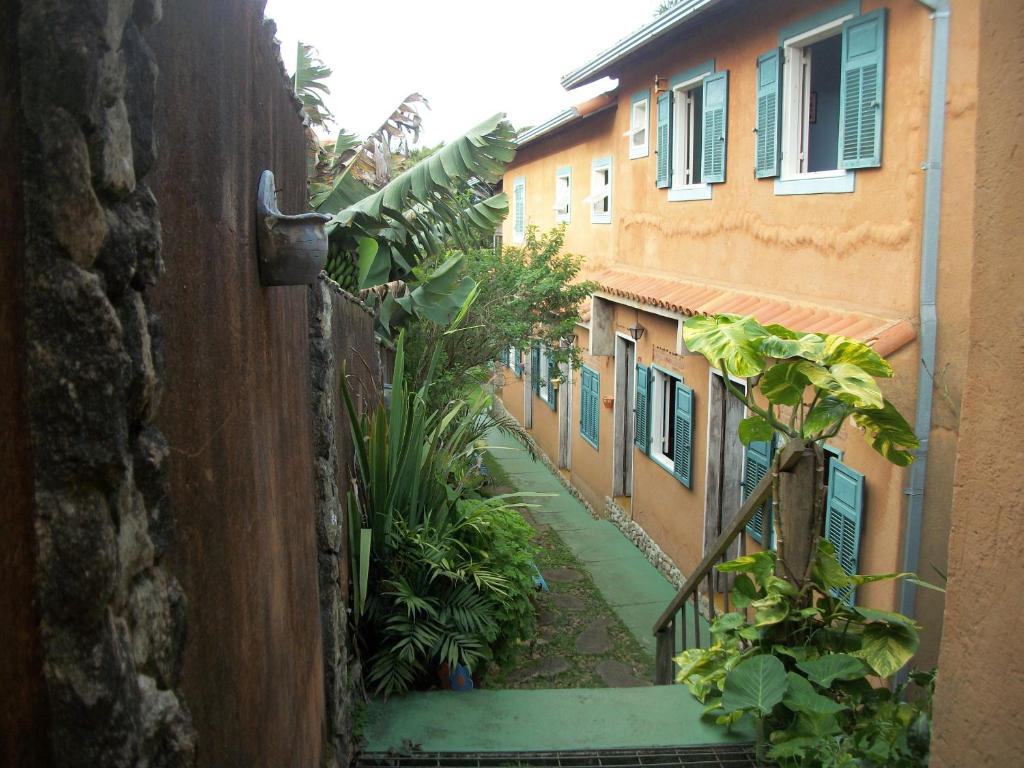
[602,395,614,409]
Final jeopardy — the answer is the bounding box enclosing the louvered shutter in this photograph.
[672,382,694,487]
[514,349,523,377]
[824,459,865,605]
[701,71,729,184]
[744,439,776,545]
[531,345,541,394]
[655,91,673,188]
[546,356,557,411]
[580,367,599,448]
[755,50,782,178]
[634,365,650,453]
[839,9,886,169]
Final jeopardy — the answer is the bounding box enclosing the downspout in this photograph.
[900,0,950,622]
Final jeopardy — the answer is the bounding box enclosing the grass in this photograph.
[479,450,654,690]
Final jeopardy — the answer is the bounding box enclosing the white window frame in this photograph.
[512,177,526,243]
[669,71,714,202]
[554,168,571,224]
[650,366,681,475]
[537,345,551,404]
[628,97,649,159]
[507,346,518,370]
[779,17,853,183]
[588,157,612,225]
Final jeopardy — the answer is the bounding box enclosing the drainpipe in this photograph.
[899,0,950,625]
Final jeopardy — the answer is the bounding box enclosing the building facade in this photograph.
[496,0,981,668]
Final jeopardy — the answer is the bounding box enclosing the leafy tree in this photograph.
[404,225,597,403]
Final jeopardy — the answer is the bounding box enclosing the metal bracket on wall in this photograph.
[255,170,331,286]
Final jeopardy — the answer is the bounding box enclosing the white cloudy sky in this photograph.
[264,0,662,146]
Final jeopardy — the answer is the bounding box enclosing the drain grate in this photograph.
[356,744,760,767]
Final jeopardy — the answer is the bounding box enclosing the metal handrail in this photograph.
[653,438,806,684]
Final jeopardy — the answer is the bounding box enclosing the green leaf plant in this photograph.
[676,544,935,767]
[343,330,543,695]
[679,315,935,765]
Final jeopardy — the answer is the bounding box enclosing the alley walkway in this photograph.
[358,429,744,755]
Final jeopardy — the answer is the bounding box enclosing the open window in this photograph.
[554,167,571,224]
[648,367,694,486]
[587,157,612,224]
[628,91,649,159]
[781,26,844,177]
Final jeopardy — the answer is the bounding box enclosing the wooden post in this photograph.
[776,446,817,586]
[654,620,676,685]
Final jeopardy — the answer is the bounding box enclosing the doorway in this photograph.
[613,335,636,498]
[703,371,747,578]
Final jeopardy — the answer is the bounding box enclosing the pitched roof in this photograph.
[590,267,916,357]
[517,91,617,148]
[561,0,732,89]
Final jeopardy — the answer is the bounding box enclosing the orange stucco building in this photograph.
[495,0,982,669]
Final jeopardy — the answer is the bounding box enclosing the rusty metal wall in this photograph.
[148,1,325,765]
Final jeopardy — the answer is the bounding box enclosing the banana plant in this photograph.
[316,112,516,336]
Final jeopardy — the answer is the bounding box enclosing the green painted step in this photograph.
[360,687,756,754]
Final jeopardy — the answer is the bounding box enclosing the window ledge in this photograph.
[629,146,649,160]
[591,215,612,225]
[650,450,684,484]
[774,171,855,196]
[582,434,599,450]
[668,184,713,202]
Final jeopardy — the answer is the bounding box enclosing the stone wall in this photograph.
[309,276,388,765]
[11,0,196,765]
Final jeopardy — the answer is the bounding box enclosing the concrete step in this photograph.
[359,687,755,755]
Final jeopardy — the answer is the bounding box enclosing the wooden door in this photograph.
[704,373,746,582]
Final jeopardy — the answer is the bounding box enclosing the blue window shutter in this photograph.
[513,181,525,235]
[744,438,776,545]
[755,50,782,178]
[580,367,599,448]
[634,365,650,454]
[839,9,886,169]
[546,354,557,411]
[531,345,541,394]
[672,382,694,487]
[825,459,865,605]
[701,70,729,184]
[514,349,523,377]
[655,91,673,188]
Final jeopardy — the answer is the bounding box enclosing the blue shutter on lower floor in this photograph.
[701,70,729,184]
[825,459,865,605]
[656,91,673,188]
[546,355,557,411]
[580,367,599,448]
[634,365,651,454]
[531,345,541,394]
[672,382,694,487]
[839,9,886,169]
[755,49,782,178]
[514,348,523,377]
[744,438,776,545]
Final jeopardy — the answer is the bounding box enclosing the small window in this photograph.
[781,25,845,177]
[650,368,679,472]
[512,177,526,243]
[588,157,612,224]
[506,346,518,370]
[672,81,705,188]
[537,346,551,404]
[554,167,571,224]
[629,93,649,159]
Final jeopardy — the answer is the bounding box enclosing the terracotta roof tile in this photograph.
[590,267,916,357]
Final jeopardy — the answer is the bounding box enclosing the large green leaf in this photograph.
[810,538,853,592]
[760,361,810,406]
[760,333,825,361]
[682,314,770,378]
[716,551,776,587]
[857,621,919,678]
[738,415,774,445]
[801,395,850,437]
[796,653,869,687]
[722,654,787,715]
[852,399,919,466]
[783,672,847,715]
[821,335,893,377]
[827,363,884,408]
